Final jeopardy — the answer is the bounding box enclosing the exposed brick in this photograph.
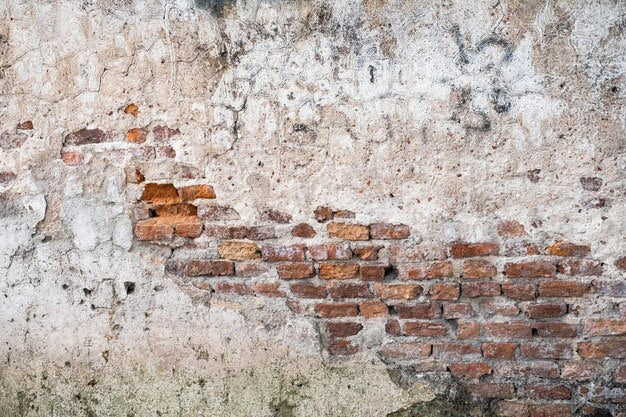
[205,225,276,240]
[403,321,448,337]
[527,302,567,319]
[398,261,453,280]
[557,259,603,276]
[483,342,517,359]
[158,144,176,158]
[62,151,84,165]
[152,125,180,140]
[325,321,363,338]
[448,362,492,378]
[520,342,572,359]
[309,243,352,261]
[451,242,499,258]
[443,303,474,319]
[429,283,460,300]
[260,208,292,223]
[291,223,316,238]
[395,302,441,319]
[360,265,386,281]
[254,282,286,297]
[463,260,497,279]
[538,280,589,297]
[495,362,559,379]
[519,385,571,400]
[484,322,532,338]
[127,127,147,143]
[313,206,333,222]
[328,340,359,355]
[385,319,401,335]
[174,218,203,238]
[504,241,540,256]
[17,120,34,130]
[458,322,480,339]
[505,261,556,278]
[583,319,625,336]
[534,322,577,338]
[235,262,268,277]
[319,263,360,280]
[493,401,529,417]
[154,203,197,217]
[64,128,106,145]
[333,209,355,219]
[218,241,260,260]
[529,404,571,417]
[277,263,315,280]
[123,103,139,116]
[502,283,537,300]
[480,300,520,316]
[353,245,383,260]
[577,339,626,359]
[141,183,180,204]
[328,282,372,299]
[215,282,253,295]
[314,303,358,318]
[178,185,216,201]
[498,221,528,237]
[433,343,481,358]
[546,241,591,257]
[561,362,603,381]
[261,245,306,262]
[197,205,240,221]
[374,283,422,299]
[462,282,501,298]
[285,299,304,314]
[134,218,173,240]
[369,223,410,239]
[327,222,369,240]
[359,301,388,318]
[464,383,514,399]
[290,283,327,298]
[378,343,431,359]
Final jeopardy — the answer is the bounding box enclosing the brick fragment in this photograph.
[325,322,363,338]
[309,243,352,260]
[291,223,316,238]
[235,262,268,277]
[463,260,497,279]
[451,242,499,258]
[557,259,603,276]
[448,362,491,378]
[483,342,517,359]
[527,302,567,319]
[141,183,180,204]
[385,319,401,335]
[277,263,315,280]
[17,121,34,130]
[218,241,260,260]
[328,340,359,355]
[360,265,386,281]
[580,176,603,191]
[538,280,589,297]
[484,322,532,338]
[197,205,239,221]
[577,339,626,359]
[182,260,234,277]
[215,281,253,295]
[158,144,176,158]
[353,245,383,260]
[152,125,180,140]
[314,303,358,318]
[403,321,447,337]
[398,261,453,280]
[127,127,147,143]
[64,128,106,145]
[498,221,527,237]
[327,223,369,240]
[534,322,577,338]
[443,303,474,319]
[134,218,173,240]
[519,385,571,400]
[374,283,422,299]
[261,245,306,262]
[205,225,276,240]
[260,208,292,223]
[369,223,410,239]
[328,282,372,299]
[179,185,216,200]
[502,283,537,300]
[462,281,501,297]
[546,241,591,257]
[378,343,431,359]
[395,302,441,319]
[254,282,285,297]
[319,263,360,280]
[458,322,480,339]
[313,206,333,222]
[616,257,626,270]
[464,383,514,399]
[359,301,388,318]
[62,151,84,166]
[433,343,481,358]
[290,283,327,298]
[123,103,139,116]
[429,283,460,300]
[561,362,603,381]
[520,342,572,359]
[504,241,540,256]
[505,261,556,278]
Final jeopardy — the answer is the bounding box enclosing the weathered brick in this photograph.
[359,301,388,318]
[390,244,447,263]
[179,185,216,201]
[152,125,180,140]
[260,208,292,223]
[534,322,577,338]
[64,128,106,145]
[463,260,497,279]
[127,127,147,143]
[583,319,626,336]
[561,362,603,381]
[254,282,286,297]
[546,241,590,257]
[480,300,520,316]
[433,343,481,358]
[215,281,253,296]
[520,342,572,359]
[448,362,492,378]
[498,221,527,237]
[277,263,315,280]
[504,241,540,256]
[327,223,369,240]
[462,282,501,297]
[495,362,559,379]
[141,183,180,204]
[616,257,626,271]
[519,385,571,400]
[325,321,363,338]
[314,303,358,318]
[61,151,84,166]
[290,283,327,298]
[505,261,556,278]
[529,404,571,417]
[527,302,567,319]
[319,263,360,280]
[154,203,197,217]
[374,283,422,299]
[484,322,532,338]
[538,280,589,297]
[197,205,240,221]
[557,259,603,276]
[429,283,460,300]
[0,131,27,149]
[398,261,453,280]
[443,303,474,319]
[378,343,431,359]
[313,206,333,222]
[235,262,268,277]
[123,103,139,116]
[291,223,316,238]
[328,282,372,299]
[134,218,173,240]
[369,223,410,239]
[205,225,276,240]
[395,303,441,319]
[577,339,626,359]
[493,401,529,417]
[17,121,34,130]
[158,145,176,158]
[385,319,401,335]
[451,242,499,258]
[458,322,480,339]
[502,283,537,300]
[353,245,383,260]
[174,218,203,238]
[218,241,260,260]
[309,243,352,260]
[483,342,517,359]
[360,265,386,281]
[261,245,306,262]
[403,321,447,337]
[328,340,359,355]
[464,383,514,399]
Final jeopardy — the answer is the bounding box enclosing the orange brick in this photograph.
[218,241,260,260]
[319,263,360,280]
[373,283,422,299]
[327,223,369,240]
[179,185,216,200]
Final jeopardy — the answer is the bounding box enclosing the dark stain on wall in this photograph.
[195,0,236,17]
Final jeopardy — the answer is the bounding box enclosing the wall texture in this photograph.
[0,0,625,416]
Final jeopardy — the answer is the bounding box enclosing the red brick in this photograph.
[325,321,363,338]
[546,241,590,257]
[319,263,360,280]
[464,382,514,399]
[254,282,286,297]
[495,362,559,379]
[480,300,520,316]
[498,221,528,237]
[374,283,422,299]
[314,303,358,318]
[448,362,492,379]
[395,302,441,319]
[527,302,567,319]
[462,281,501,297]
[561,362,603,381]
[327,223,369,240]
[328,282,372,299]
[290,283,327,298]
[277,263,315,279]
[64,128,106,145]
[577,339,626,359]
[458,322,480,339]
[313,206,333,222]
[235,262,268,277]
[369,223,410,239]
[519,385,571,400]
[260,208,292,223]
[538,280,589,297]
[179,185,216,201]
[502,283,537,300]
[484,322,532,338]
[557,259,603,276]
[378,343,431,359]
[463,260,497,279]
[429,283,460,300]
[529,404,571,417]
[505,261,556,278]
[385,319,401,335]
[504,241,540,256]
[328,340,359,355]
[353,245,383,260]
[493,401,529,417]
[403,321,448,337]
[291,223,316,238]
[451,242,499,258]
[359,301,388,318]
[174,218,203,238]
[433,343,481,358]
[483,342,517,359]
[398,261,453,280]
[261,245,306,262]
[141,183,180,204]
[152,125,180,140]
[134,218,173,240]
[309,243,352,261]
[443,303,474,319]
[520,342,572,359]
[218,241,260,260]
[61,151,84,165]
[360,265,386,281]
[534,322,577,338]
[616,257,626,271]
[215,281,253,296]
